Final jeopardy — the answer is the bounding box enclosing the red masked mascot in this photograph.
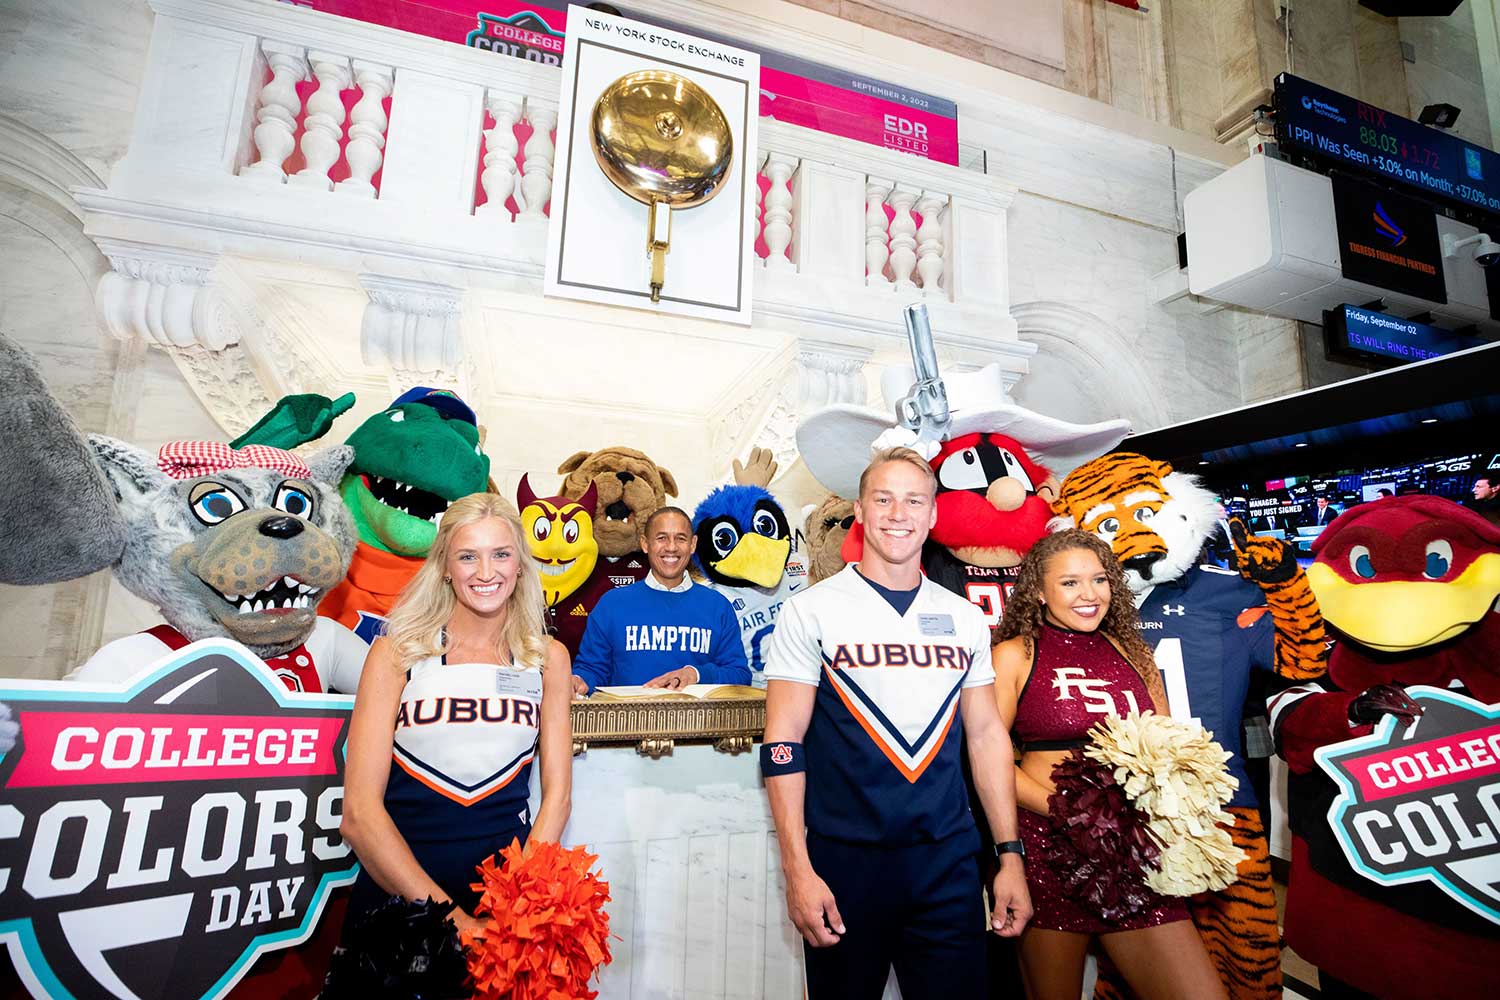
[1270,496,1500,1000]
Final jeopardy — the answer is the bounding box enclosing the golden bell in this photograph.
[590,70,734,302]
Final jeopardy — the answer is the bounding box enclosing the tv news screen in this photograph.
[1208,453,1496,566]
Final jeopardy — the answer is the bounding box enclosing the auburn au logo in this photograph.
[0,640,357,999]
[769,744,793,765]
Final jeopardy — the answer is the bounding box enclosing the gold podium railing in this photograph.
[569,687,766,758]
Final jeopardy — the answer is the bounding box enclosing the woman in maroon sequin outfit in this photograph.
[994,531,1226,1000]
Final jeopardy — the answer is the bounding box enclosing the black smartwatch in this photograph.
[994,839,1025,860]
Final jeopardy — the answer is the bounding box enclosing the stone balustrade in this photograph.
[74,0,1026,487]
[81,0,1015,336]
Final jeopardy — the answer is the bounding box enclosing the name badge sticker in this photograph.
[496,667,544,700]
[918,613,956,637]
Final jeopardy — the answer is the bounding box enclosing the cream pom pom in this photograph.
[1084,711,1245,896]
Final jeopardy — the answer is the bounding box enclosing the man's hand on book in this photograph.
[645,666,700,689]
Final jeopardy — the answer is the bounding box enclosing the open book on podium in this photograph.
[591,684,761,701]
[571,683,764,758]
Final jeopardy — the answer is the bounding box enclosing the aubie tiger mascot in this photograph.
[1053,452,1330,1000]
[232,386,492,644]
[1269,496,1500,1000]
[0,331,365,996]
[516,474,600,658]
[690,483,807,682]
[797,361,1130,631]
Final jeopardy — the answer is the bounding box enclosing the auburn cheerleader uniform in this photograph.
[764,565,995,999]
[1012,622,1189,933]
[345,652,541,924]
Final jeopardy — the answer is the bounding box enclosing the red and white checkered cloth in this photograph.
[157,441,312,481]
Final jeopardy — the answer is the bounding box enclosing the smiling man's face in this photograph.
[855,457,937,570]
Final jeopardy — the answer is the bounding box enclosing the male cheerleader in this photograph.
[762,447,1032,998]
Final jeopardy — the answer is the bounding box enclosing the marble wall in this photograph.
[0,0,1289,683]
[0,0,223,679]
[1163,0,1500,151]
[783,0,1173,126]
[1401,1,1498,151]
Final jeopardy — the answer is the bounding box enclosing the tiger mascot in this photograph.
[1053,453,1328,1000]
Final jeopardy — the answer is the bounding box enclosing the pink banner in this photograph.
[285,0,960,164]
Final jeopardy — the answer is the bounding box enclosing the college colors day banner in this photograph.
[0,640,357,999]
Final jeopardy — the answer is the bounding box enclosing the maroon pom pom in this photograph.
[1046,750,1168,922]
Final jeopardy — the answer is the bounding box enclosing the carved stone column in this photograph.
[711,340,872,480]
[795,341,871,415]
[358,275,468,395]
[517,100,557,220]
[93,244,238,350]
[337,60,394,198]
[242,41,308,185]
[289,51,352,192]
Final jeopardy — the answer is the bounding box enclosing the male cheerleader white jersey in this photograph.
[764,564,994,845]
[384,655,541,841]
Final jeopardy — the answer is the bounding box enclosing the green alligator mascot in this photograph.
[233,386,490,642]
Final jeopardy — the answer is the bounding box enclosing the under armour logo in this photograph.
[1162,604,1186,616]
[769,743,793,765]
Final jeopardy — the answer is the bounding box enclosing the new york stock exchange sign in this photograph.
[0,640,357,999]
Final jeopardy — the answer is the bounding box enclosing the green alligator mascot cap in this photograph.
[233,386,489,642]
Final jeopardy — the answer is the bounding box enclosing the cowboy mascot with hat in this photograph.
[796,304,1131,631]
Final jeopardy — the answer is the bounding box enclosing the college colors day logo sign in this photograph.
[0,640,358,999]
[1316,685,1500,925]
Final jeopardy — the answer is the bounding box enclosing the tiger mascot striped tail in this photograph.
[1053,452,1329,1000]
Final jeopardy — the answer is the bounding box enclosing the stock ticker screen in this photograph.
[1275,73,1500,221]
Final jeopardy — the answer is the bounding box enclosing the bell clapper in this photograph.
[648,200,672,302]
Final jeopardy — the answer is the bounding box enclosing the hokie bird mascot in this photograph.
[233,386,491,643]
[516,474,601,655]
[0,331,364,993]
[1053,452,1330,1000]
[691,483,806,681]
[1269,496,1500,1000]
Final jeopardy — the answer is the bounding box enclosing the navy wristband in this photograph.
[760,740,806,777]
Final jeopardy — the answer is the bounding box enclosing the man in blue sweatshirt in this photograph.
[571,506,751,695]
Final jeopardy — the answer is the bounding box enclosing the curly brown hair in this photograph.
[996,529,1167,712]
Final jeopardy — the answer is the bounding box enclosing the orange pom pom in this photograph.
[462,839,613,1000]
